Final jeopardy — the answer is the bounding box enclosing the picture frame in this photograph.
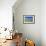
[23,15,35,24]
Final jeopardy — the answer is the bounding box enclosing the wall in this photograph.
[41,0,46,46]
[13,0,41,46]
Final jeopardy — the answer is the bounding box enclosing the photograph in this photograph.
[23,15,35,24]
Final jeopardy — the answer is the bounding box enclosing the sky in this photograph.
[0,0,16,30]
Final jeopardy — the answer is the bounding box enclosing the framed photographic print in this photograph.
[23,15,35,24]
